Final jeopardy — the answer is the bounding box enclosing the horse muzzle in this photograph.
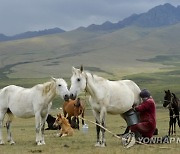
[64,94,70,101]
[70,93,76,100]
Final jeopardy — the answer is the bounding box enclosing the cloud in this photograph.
[0,0,179,35]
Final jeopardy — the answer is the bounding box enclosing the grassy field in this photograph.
[0,109,180,154]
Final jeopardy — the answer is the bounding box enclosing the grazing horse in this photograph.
[53,113,74,137]
[0,77,69,145]
[163,90,180,135]
[69,66,141,147]
[63,98,85,129]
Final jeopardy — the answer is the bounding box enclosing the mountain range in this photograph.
[0,27,65,41]
[1,3,180,41]
[84,3,180,31]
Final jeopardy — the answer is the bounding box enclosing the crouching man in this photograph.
[130,89,156,140]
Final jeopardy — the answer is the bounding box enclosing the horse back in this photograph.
[110,80,141,103]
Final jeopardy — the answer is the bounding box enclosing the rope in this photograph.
[78,116,177,149]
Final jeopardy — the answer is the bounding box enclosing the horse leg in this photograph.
[68,116,71,125]
[92,110,101,147]
[173,117,176,135]
[169,118,172,136]
[0,113,5,145]
[35,112,42,145]
[99,107,106,147]
[119,114,129,135]
[6,113,15,145]
[81,111,85,125]
[40,115,47,145]
[169,110,173,135]
[177,115,180,127]
[76,117,79,130]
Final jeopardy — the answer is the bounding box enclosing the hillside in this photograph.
[0,23,180,79]
[0,3,180,79]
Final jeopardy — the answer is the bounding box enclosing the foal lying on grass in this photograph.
[53,113,74,137]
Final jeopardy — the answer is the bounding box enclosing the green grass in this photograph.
[0,109,180,154]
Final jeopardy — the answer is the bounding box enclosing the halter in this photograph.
[164,93,173,105]
[163,99,172,103]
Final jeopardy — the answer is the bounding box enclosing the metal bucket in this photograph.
[123,109,139,126]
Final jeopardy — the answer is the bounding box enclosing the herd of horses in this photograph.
[0,66,179,147]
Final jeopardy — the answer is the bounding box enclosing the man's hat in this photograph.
[140,89,151,98]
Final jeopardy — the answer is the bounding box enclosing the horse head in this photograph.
[163,90,172,107]
[53,113,63,127]
[70,66,86,100]
[74,98,81,107]
[51,77,70,101]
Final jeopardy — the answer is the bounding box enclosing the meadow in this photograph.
[0,54,180,154]
[0,109,180,154]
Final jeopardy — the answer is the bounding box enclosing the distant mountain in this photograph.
[84,3,180,31]
[1,3,180,41]
[0,27,65,42]
[0,33,9,41]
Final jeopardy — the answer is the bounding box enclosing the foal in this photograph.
[163,90,180,135]
[53,113,74,137]
[63,98,85,129]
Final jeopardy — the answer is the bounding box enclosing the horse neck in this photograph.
[85,72,106,99]
[42,81,56,102]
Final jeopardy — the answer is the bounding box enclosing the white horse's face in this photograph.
[52,77,70,101]
[70,67,86,100]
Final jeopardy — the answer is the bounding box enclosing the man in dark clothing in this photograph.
[130,89,156,138]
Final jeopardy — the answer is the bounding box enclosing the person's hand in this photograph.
[132,104,137,111]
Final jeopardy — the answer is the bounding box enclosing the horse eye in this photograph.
[77,78,81,82]
[58,84,62,87]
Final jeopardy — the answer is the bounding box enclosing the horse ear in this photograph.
[80,65,84,72]
[72,66,76,74]
[164,90,167,93]
[51,76,56,82]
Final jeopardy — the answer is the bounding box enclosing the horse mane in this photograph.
[85,71,106,82]
[42,81,56,96]
[172,93,180,107]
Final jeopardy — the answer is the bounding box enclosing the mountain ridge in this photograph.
[0,27,65,41]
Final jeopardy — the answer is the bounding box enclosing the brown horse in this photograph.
[53,113,74,137]
[63,98,85,129]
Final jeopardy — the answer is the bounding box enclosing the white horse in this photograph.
[0,77,69,145]
[69,66,141,147]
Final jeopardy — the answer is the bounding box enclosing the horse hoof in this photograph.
[37,142,42,146]
[10,141,15,145]
[94,142,101,147]
[100,143,106,147]
[0,141,5,145]
[41,141,46,145]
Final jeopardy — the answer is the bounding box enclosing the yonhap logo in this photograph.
[138,136,180,144]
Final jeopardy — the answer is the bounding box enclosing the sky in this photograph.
[0,0,180,36]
